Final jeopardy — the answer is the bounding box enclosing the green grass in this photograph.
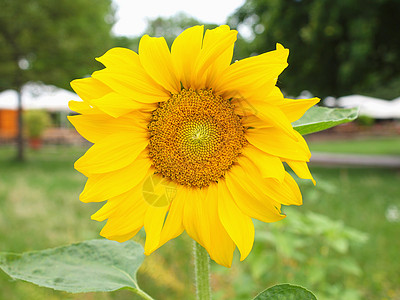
[300,167,400,299]
[307,137,400,155]
[0,145,399,300]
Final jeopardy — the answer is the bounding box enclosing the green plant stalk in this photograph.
[194,241,211,300]
[126,286,155,300]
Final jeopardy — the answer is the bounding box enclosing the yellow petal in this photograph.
[144,205,169,254]
[67,112,149,144]
[217,180,254,261]
[286,160,316,185]
[79,153,153,203]
[183,188,208,247]
[91,201,116,222]
[241,114,271,128]
[249,86,285,105]
[141,174,177,208]
[70,77,112,102]
[74,132,148,174]
[105,229,141,243]
[238,155,302,207]
[192,25,237,89]
[202,26,236,88]
[278,98,320,122]
[183,186,235,267]
[90,192,136,222]
[92,70,170,104]
[139,35,180,93]
[68,100,103,115]
[225,165,285,223]
[214,44,288,98]
[232,97,259,119]
[282,172,303,205]
[171,25,204,89]
[260,173,303,206]
[231,86,284,118]
[96,47,170,100]
[246,127,311,161]
[88,91,155,118]
[96,47,139,70]
[157,185,185,247]
[242,145,285,182]
[235,78,280,103]
[205,184,236,267]
[98,188,148,236]
[249,102,298,140]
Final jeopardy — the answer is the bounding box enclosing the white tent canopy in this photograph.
[0,83,80,112]
[336,94,400,119]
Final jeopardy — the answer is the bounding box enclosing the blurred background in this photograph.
[0,0,399,299]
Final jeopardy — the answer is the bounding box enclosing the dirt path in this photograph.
[310,152,400,168]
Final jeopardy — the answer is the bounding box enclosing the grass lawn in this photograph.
[300,167,400,299]
[0,144,399,300]
[307,136,400,155]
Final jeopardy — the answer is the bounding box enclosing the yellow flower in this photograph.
[69,25,319,267]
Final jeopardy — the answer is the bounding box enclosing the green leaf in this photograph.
[253,283,317,300]
[0,239,145,293]
[293,106,358,135]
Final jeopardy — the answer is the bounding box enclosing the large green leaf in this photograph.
[293,106,358,135]
[253,284,317,300]
[0,239,145,293]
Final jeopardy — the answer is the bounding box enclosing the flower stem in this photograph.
[194,241,211,300]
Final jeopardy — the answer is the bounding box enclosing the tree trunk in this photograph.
[16,88,24,161]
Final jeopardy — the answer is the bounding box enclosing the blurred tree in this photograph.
[139,12,218,48]
[229,0,400,99]
[113,35,140,50]
[0,0,115,160]
[145,12,203,44]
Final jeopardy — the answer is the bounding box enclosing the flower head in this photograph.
[69,25,319,267]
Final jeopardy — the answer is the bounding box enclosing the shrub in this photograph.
[23,110,51,138]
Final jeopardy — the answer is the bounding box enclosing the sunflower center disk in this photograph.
[148,88,246,188]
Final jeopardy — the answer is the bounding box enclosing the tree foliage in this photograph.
[128,12,218,51]
[0,0,115,91]
[229,0,400,98]
[0,0,115,160]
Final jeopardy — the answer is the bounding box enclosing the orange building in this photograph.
[0,109,18,139]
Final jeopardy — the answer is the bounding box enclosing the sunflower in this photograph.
[68,25,319,267]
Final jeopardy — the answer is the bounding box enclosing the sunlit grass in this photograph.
[307,136,400,155]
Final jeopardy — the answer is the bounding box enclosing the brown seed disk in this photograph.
[148,88,246,188]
